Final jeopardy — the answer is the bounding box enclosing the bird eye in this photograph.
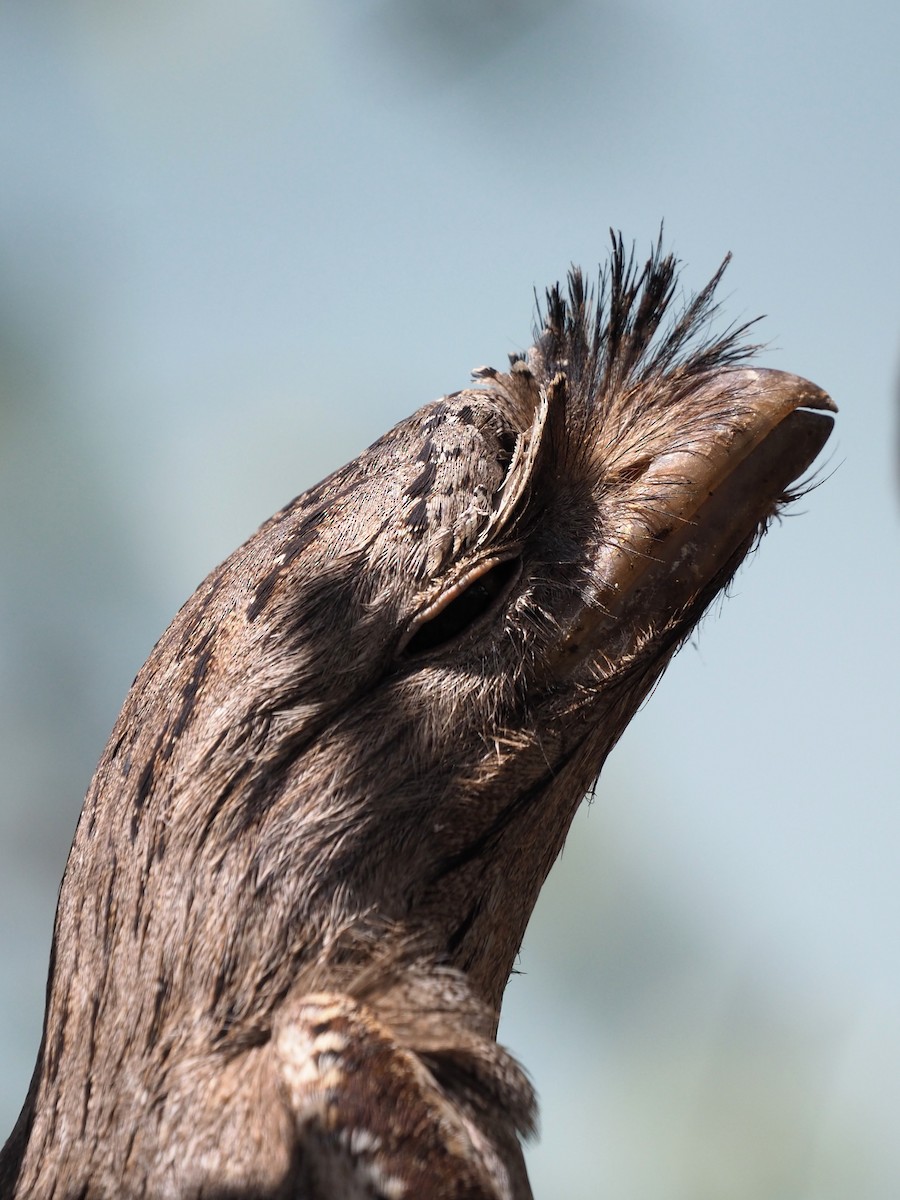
[402,557,520,657]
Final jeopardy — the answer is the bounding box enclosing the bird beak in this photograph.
[550,368,837,674]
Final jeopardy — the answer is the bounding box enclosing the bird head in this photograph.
[41,238,831,1064]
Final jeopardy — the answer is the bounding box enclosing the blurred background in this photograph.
[0,2,897,1196]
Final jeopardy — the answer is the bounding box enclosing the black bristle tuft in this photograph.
[534,229,762,400]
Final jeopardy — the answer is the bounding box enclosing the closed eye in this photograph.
[401,556,521,657]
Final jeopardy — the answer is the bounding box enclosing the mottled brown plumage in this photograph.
[1,235,835,1199]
